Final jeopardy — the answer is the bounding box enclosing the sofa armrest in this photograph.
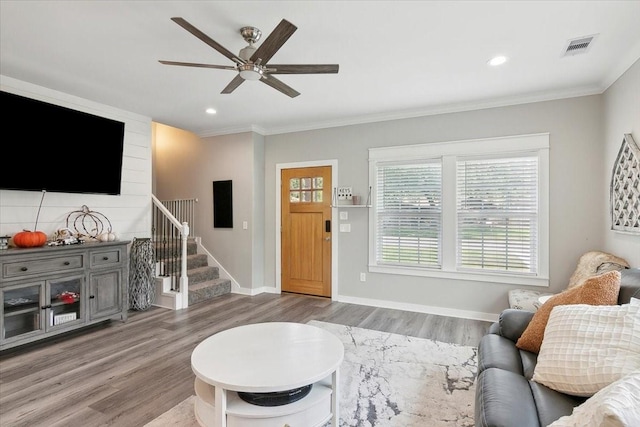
[497,309,535,343]
[488,322,500,335]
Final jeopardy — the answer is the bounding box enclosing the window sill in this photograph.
[368,265,550,287]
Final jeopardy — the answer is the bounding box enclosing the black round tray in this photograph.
[237,384,313,407]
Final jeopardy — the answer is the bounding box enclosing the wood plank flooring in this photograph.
[0,292,491,426]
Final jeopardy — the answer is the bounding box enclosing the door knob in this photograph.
[325,237,331,241]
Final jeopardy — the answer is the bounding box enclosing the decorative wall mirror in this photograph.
[610,133,640,233]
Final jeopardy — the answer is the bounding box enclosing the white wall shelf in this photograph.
[331,186,371,208]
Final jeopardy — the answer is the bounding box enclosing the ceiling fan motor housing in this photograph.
[239,45,257,62]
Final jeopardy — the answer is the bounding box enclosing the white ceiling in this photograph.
[1,1,639,137]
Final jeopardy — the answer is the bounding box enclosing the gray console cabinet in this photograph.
[0,240,129,351]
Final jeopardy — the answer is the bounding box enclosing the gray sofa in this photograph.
[475,267,640,427]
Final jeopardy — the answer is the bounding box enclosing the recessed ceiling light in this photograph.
[488,55,507,66]
[206,108,217,115]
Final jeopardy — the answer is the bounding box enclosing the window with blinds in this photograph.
[368,133,549,285]
[375,161,442,268]
[456,156,538,274]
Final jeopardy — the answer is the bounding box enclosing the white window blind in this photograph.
[456,155,538,274]
[375,161,442,268]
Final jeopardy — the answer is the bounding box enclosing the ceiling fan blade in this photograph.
[171,17,245,64]
[159,60,236,71]
[260,74,300,98]
[267,64,339,74]
[221,74,245,94]
[250,19,297,64]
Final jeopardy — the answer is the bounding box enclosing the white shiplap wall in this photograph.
[0,76,152,243]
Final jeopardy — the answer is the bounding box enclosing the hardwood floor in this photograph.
[0,292,491,426]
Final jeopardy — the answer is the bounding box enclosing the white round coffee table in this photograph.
[191,322,344,427]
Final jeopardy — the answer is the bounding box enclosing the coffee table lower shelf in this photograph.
[194,377,333,427]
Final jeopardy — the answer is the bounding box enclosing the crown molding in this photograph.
[198,84,605,138]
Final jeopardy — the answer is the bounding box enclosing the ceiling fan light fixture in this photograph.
[238,63,263,80]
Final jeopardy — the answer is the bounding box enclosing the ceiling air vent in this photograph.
[562,34,598,57]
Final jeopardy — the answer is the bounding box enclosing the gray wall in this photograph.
[602,59,640,266]
[154,128,265,289]
[264,95,606,318]
[8,66,633,320]
[252,133,266,288]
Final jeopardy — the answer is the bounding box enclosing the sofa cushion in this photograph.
[548,371,640,427]
[478,334,524,375]
[532,303,640,397]
[529,381,586,427]
[619,268,640,304]
[520,350,538,380]
[475,368,540,427]
[515,270,621,353]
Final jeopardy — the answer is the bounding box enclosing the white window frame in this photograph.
[368,133,549,287]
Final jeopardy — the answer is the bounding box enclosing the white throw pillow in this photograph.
[548,371,640,427]
[532,303,640,397]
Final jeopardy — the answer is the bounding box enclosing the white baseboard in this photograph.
[335,294,499,323]
[231,286,280,296]
[152,277,182,310]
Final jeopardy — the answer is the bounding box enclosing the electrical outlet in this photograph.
[360,272,366,282]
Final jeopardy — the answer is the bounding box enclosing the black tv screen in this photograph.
[0,90,125,195]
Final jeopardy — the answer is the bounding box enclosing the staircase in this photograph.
[154,238,231,308]
[182,239,232,305]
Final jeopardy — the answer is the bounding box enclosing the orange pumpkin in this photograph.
[13,230,47,248]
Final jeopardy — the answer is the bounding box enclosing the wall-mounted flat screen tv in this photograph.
[0,90,125,195]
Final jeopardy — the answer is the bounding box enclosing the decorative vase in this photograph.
[129,237,155,311]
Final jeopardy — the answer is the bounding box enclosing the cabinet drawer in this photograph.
[3,255,84,279]
[90,250,121,267]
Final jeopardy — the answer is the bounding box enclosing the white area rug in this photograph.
[145,320,478,427]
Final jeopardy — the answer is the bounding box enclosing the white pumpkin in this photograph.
[98,232,117,242]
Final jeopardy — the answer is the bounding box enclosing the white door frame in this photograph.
[275,159,338,298]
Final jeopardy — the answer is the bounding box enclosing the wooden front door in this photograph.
[281,166,332,297]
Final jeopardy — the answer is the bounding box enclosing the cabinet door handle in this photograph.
[41,304,52,309]
[63,261,70,265]
[89,295,95,299]
[21,267,28,271]
[103,256,109,261]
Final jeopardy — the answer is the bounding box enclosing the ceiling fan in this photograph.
[159,17,339,98]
